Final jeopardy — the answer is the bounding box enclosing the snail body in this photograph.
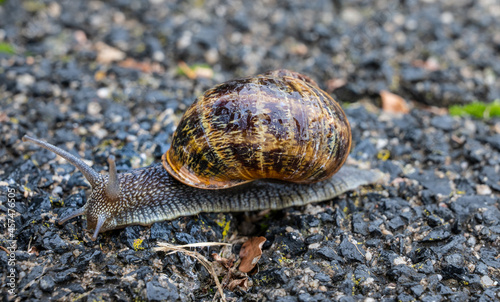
[23,69,383,240]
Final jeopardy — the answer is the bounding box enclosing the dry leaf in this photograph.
[95,42,125,64]
[118,58,162,73]
[0,113,8,123]
[178,61,213,79]
[177,61,197,79]
[291,43,308,56]
[74,30,88,45]
[193,66,214,79]
[212,253,234,269]
[28,246,39,256]
[227,278,249,291]
[424,105,448,116]
[413,57,440,71]
[380,90,409,114]
[238,236,266,273]
[326,78,346,91]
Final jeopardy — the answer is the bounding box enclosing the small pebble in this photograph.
[481,276,496,288]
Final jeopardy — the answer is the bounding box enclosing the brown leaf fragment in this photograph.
[412,57,440,71]
[28,246,39,256]
[118,58,162,74]
[326,78,346,92]
[212,253,234,269]
[0,113,8,123]
[238,236,266,273]
[177,61,196,79]
[95,42,125,64]
[380,90,409,114]
[227,277,249,291]
[193,66,214,79]
[177,61,213,79]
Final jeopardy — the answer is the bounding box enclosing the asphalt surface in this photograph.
[1,0,499,301]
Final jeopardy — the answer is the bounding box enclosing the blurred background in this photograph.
[1,0,499,111]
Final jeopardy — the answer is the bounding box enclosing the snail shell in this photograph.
[163,69,351,189]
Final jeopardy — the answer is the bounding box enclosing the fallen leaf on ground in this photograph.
[193,65,214,79]
[238,236,266,273]
[28,246,39,256]
[380,90,409,114]
[0,113,8,123]
[412,57,440,71]
[228,278,249,291]
[177,61,214,79]
[326,78,346,91]
[119,58,163,73]
[178,61,196,79]
[212,253,234,269]
[95,42,125,64]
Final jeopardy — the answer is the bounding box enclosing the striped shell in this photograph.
[162,69,351,189]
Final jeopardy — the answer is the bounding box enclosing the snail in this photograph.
[22,69,384,240]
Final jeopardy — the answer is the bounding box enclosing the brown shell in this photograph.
[162,69,351,189]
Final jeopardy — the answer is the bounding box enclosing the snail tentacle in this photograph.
[57,206,87,225]
[105,155,121,201]
[92,215,108,241]
[22,135,101,187]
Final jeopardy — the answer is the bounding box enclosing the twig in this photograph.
[155,242,232,302]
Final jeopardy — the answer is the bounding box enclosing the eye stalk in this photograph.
[57,207,87,225]
[105,155,120,201]
[22,135,100,187]
[23,135,120,240]
[92,215,108,241]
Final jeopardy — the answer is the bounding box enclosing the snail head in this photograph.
[22,135,121,240]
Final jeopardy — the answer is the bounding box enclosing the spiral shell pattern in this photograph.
[163,69,351,189]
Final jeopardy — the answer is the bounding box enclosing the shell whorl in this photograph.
[163,69,351,189]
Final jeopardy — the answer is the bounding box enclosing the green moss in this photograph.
[449,100,500,119]
[0,42,15,55]
[176,63,213,77]
[22,0,46,12]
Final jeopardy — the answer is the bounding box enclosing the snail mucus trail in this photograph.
[23,69,385,240]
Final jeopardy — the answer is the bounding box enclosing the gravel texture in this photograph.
[1,0,500,301]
